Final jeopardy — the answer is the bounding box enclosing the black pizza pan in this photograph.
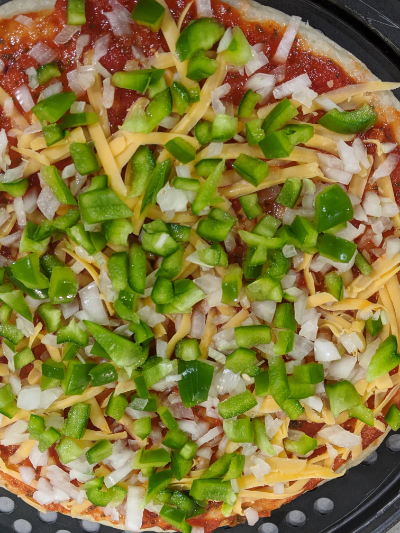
[0,0,400,532]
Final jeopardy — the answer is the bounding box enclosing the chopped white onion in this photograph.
[211,83,231,114]
[337,139,361,174]
[250,301,276,323]
[29,443,49,469]
[301,395,323,412]
[385,237,400,259]
[79,282,109,325]
[105,0,132,37]
[137,305,165,327]
[327,354,356,380]
[207,142,224,157]
[0,230,22,246]
[54,25,81,45]
[19,466,35,485]
[125,486,145,531]
[381,142,397,154]
[217,28,233,53]
[314,338,341,362]
[26,66,39,90]
[245,73,275,100]
[371,153,400,183]
[15,14,35,27]
[244,508,259,526]
[93,33,110,63]
[42,81,64,98]
[273,16,301,63]
[14,197,26,227]
[14,84,35,112]
[37,185,60,220]
[196,425,223,447]
[363,191,381,217]
[195,0,213,17]
[28,42,58,65]
[245,45,269,77]
[314,96,341,111]
[282,244,297,258]
[319,425,361,448]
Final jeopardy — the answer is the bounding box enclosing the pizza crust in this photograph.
[0,0,396,529]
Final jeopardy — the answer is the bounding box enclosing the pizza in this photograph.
[0,0,398,531]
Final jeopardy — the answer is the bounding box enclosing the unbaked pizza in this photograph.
[0,0,398,531]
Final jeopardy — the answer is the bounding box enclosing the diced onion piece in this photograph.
[352,137,369,168]
[14,85,35,112]
[318,425,361,448]
[385,237,400,259]
[137,305,165,327]
[196,0,213,17]
[244,508,259,526]
[282,244,297,258]
[17,386,41,410]
[42,81,64,98]
[217,28,233,53]
[273,16,301,63]
[28,42,58,65]
[14,197,26,227]
[245,73,275,101]
[54,25,81,45]
[19,466,36,485]
[381,142,397,154]
[15,15,35,28]
[301,395,323,412]
[314,96,341,111]
[196,425,223,447]
[327,354,356,380]
[337,139,361,174]
[245,45,269,77]
[207,142,223,157]
[371,152,400,183]
[105,0,132,37]
[211,83,231,115]
[363,191,381,217]
[314,338,341,362]
[93,33,110,64]
[37,186,60,220]
[79,282,109,325]
[102,78,115,109]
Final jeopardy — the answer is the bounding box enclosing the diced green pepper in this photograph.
[131,0,165,32]
[218,390,258,419]
[223,417,254,443]
[276,178,302,208]
[175,17,225,61]
[284,433,317,455]
[40,165,77,206]
[319,233,357,263]
[238,90,262,118]
[367,335,400,382]
[318,103,377,134]
[106,391,128,421]
[32,92,77,123]
[178,359,214,408]
[49,266,78,305]
[233,154,269,187]
[385,404,400,431]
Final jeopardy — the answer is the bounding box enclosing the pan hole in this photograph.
[0,496,15,513]
[386,435,400,452]
[362,450,378,465]
[258,523,279,533]
[286,510,306,527]
[56,530,72,533]
[81,520,100,532]
[12,519,32,533]
[38,511,58,523]
[314,498,334,515]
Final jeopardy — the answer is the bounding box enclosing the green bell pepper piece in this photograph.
[232,153,269,187]
[56,437,84,464]
[325,380,362,417]
[83,320,149,369]
[253,418,276,455]
[318,103,377,134]
[223,417,254,443]
[131,0,165,32]
[367,335,399,382]
[106,391,128,421]
[319,233,357,263]
[108,252,128,292]
[240,193,263,220]
[40,165,77,205]
[178,359,214,408]
[130,145,156,198]
[14,347,35,370]
[38,427,61,452]
[79,188,134,224]
[32,91,77,123]
[284,433,317,455]
[49,266,78,305]
[385,404,400,431]
[238,90,262,118]
[366,315,383,337]
[262,98,299,133]
[36,62,61,85]
[218,390,258,419]
[190,478,236,506]
[293,363,324,384]
[187,54,218,82]
[314,184,353,232]
[324,271,344,301]
[141,158,172,214]
[171,81,190,115]
[276,178,302,208]
[128,243,146,295]
[176,17,225,61]
[28,414,46,440]
[355,251,373,276]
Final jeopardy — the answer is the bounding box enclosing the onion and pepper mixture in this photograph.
[0,0,400,531]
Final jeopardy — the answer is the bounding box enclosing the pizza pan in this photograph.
[0,0,400,532]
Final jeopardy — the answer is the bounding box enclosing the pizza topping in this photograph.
[0,0,400,529]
